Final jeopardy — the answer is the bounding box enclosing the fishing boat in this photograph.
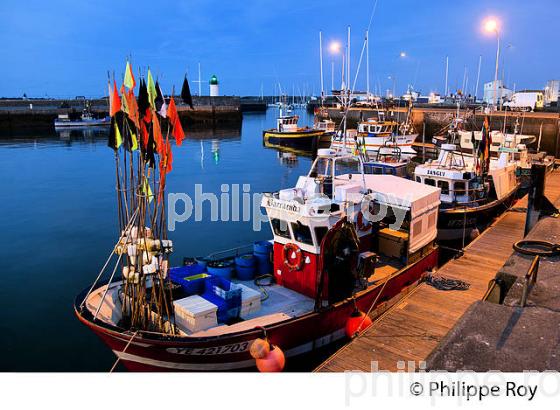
[457,128,536,154]
[331,114,418,157]
[414,137,520,241]
[75,144,441,371]
[54,108,110,128]
[263,106,324,151]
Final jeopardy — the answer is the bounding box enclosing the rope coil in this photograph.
[513,240,560,257]
[424,272,470,291]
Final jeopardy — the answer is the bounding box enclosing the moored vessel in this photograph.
[76,142,441,371]
[262,106,324,151]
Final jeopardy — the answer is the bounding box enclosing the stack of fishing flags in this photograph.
[107,60,194,172]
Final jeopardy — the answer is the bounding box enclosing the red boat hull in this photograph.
[75,248,438,371]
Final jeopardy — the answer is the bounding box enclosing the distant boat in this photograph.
[54,110,110,128]
[331,118,418,158]
[263,106,324,150]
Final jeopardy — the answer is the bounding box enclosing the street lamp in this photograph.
[483,17,501,108]
[329,41,341,92]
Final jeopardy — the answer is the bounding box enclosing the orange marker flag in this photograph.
[110,80,121,117]
[152,113,164,154]
[126,89,139,129]
[167,96,185,145]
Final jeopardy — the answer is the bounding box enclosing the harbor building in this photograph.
[544,80,560,106]
[483,80,512,105]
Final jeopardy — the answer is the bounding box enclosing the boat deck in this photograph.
[315,169,560,372]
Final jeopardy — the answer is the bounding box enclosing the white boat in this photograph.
[457,129,536,153]
[54,111,110,128]
[414,143,520,241]
[331,118,418,158]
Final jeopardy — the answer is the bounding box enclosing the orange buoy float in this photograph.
[256,345,285,372]
[250,337,285,372]
[345,309,373,338]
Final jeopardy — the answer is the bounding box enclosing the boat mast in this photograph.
[319,30,324,103]
[444,56,449,98]
[475,55,482,102]
[366,30,370,98]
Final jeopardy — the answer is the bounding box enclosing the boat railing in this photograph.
[205,243,255,261]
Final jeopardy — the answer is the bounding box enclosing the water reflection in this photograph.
[0,109,321,371]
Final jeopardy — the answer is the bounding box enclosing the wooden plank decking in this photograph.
[316,170,560,372]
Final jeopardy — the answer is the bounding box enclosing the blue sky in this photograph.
[1,0,558,98]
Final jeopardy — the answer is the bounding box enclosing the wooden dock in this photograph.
[316,170,560,372]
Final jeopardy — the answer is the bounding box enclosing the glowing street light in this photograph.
[484,18,498,33]
[483,17,501,108]
[329,41,341,54]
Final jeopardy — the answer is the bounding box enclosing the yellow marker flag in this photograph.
[123,61,136,89]
[142,177,153,203]
[147,69,156,108]
[121,89,129,114]
[114,122,122,149]
[130,131,138,151]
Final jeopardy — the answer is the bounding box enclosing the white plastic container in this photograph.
[173,295,218,333]
[236,284,262,318]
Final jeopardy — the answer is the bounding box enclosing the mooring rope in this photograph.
[424,272,470,291]
[109,331,139,373]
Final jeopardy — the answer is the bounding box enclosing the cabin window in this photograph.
[271,218,291,239]
[415,176,422,183]
[412,220,423,236]
[437,180,449,194]
[291,222,314,246]
[425,178,436,187]
[428,212,436,229]
[454,181,466,195]
[314,226,329,246]
[372,166,383,174]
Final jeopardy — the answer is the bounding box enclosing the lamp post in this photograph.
[484,18,501,109]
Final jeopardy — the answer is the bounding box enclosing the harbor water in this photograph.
[0,109,327,371]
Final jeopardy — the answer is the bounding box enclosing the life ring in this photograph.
[356,211,372,231]
[282,243,304,271]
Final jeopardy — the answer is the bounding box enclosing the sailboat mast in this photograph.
[319,31,324,101]
[366,30,370,97]
[475,55,482,102]
[347,26,351,97]
[444,56,449,97]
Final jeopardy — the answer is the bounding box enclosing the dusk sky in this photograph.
[1,0,558,98]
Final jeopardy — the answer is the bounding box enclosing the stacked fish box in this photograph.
[173,295,218,333]
[236,283,262,318]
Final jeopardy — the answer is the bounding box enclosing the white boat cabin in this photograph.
[276,115,300,132]
[414,143,518,206]
[262,149,440,301]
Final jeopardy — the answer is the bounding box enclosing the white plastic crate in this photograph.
[236,284,262,318]
[173,295,218,333]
